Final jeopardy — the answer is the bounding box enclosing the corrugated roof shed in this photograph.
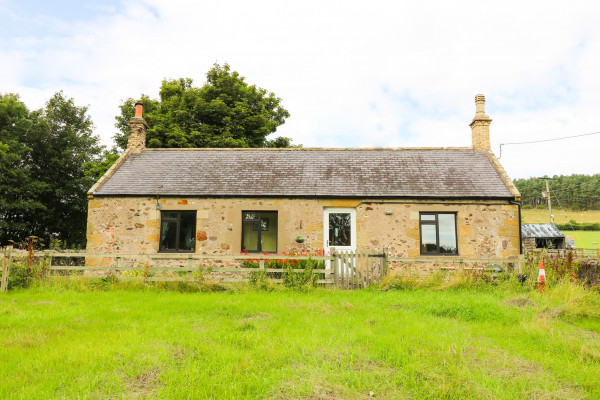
[521,223,565,239]
[92,148,514,198]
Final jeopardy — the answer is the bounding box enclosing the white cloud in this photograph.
[1,0,599,179]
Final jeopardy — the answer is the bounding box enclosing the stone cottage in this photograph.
[86,95,521,267]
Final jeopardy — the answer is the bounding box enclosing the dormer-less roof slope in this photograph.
[91,147,515,199]
[521,223,565,239]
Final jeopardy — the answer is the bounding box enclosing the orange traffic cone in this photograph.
[537,260,546,293]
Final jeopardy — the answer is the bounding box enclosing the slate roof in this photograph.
[521,223,565,239]
[91,148,514,198]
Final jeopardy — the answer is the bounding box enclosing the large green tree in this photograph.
[114,63,292,149]
[0,92,103,247]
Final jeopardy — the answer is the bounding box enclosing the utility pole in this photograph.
[540,177,553,223]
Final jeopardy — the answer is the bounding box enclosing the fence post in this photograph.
[331,249,337,288]
[518,255,524,274]
[1,246,13,292]
[382,248,389,278]
[187,256,193,281]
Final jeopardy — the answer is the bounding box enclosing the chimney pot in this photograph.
[134,101,143,118]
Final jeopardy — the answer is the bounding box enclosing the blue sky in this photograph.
[1,0,599,179]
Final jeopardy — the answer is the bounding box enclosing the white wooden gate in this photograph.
[331,249,388,289]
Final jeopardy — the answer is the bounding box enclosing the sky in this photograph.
[1,0,599,180]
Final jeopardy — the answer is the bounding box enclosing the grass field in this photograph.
[563,231,600,249]
[1,285,599,399]
[521,208,600,224]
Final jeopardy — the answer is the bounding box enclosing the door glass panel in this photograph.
[242,221,259,252]
[421,224,437,253]
[329,213,351,246]
[160,220,178,250]
[179,213,196,251]
[260,212,277,252]
[438,214,457,254]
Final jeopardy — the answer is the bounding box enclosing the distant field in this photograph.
[521,208,600,224]
[562,231,600,249]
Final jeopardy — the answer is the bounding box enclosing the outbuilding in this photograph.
[521,223,566,250]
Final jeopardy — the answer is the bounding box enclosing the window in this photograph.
[242,211,277,253]
[420,213,457,255]
[159,211,196,252]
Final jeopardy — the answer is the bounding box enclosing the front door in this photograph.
[324,208,356,272]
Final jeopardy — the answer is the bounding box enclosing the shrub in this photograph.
[242,246,325,290]
[7,262,33,289]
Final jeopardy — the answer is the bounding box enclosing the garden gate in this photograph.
[331,249,388,289]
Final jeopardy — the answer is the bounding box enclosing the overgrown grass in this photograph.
[1,279,599,399]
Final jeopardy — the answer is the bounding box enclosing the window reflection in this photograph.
[420,213,457,255]
[329,213,351,246]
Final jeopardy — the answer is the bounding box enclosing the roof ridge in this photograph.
[141,147,475,152]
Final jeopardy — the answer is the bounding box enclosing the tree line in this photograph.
[514,175,600,211]
[0,63,292,247]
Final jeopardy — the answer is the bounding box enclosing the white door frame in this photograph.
[323,208,357,272]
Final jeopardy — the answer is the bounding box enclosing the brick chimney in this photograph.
[127,101,148,152]
[469,94,492,150]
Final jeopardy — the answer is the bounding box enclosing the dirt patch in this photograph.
[273,352,402,399]
[3,333,46,347]
[273,381,382,400]
[468,347,543,379]
[527,385,589,400]
[537,307,564,319]
[505,297,535,308]
[241,311,270,321]
[124,368,162,399]
[341,301,355,310]
[26,301,54,306]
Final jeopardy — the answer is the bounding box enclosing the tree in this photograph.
[0,92,103,247]
[83,149,120,181]
[0,94,46,244]
[114,63,292,149]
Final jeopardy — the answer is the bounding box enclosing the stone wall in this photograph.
[86,196,520,268]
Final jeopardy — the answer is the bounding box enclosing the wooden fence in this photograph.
[1,246,529,291]
[525,248,600,260]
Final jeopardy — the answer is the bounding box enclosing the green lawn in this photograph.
[563,230,600,249]
[1,286,599,399]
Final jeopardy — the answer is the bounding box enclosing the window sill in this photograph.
[157,250,196,253]
[419,253,460,257]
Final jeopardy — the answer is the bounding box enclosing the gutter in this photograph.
[510,199,523,255]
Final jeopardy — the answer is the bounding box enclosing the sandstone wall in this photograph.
[86,197,520,267]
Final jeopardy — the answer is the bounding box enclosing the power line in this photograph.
[550,193,586,248]
[499,131,600,158]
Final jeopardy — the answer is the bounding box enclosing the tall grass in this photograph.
[2,283,599,399]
